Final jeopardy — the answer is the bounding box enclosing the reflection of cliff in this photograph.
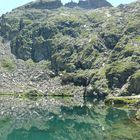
[0,96,139,140]
[65,1,78,8]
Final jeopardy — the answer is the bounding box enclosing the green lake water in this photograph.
[0,96,140,140]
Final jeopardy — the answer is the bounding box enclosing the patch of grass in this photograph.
[1,58,15,71]
[25,59,36,68]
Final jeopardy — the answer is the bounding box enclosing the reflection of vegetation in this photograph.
[20,90,44,101]
[0,92,15,95]
[0,96,139,140]
[0,117,11,128]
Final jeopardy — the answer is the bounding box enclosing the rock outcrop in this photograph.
[78,0,112,9]
[127,71,140,95]
[25,0,63,9]
[23,0,112,10]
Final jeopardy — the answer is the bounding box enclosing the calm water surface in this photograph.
[0,96,140,140]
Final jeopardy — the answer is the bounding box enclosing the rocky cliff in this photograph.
[65,0,112,9]
[0,1,140,99]
[78,0,112,9]
[20,0,112,10]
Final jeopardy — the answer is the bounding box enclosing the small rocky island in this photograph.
[0,0,140,106]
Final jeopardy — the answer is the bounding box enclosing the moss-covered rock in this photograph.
[61,70,95,86]
[106,61,139,89]
[110,35,140,61]
[127,71,140,95]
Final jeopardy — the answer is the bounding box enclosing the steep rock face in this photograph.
[78,0,112,9]
[0,1,140,96]
[20,0,112,10]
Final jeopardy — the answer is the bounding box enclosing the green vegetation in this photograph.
[106,61,139,88]
[20,90,44,100]
[0,117,11,129]
[0,0,140,98]
[1,58,15,71]
[127,70,140,95]
[61,69,95,86]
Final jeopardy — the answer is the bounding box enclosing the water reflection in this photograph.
[0,96,139,140]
